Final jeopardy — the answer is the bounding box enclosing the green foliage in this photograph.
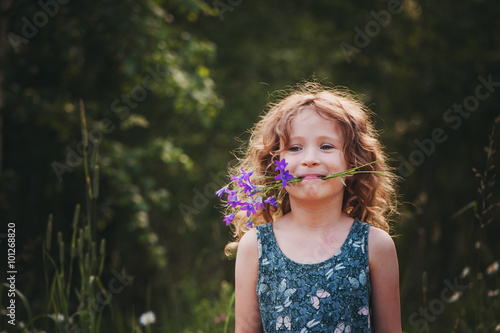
[185,281,235,333]
[3,0,223,327]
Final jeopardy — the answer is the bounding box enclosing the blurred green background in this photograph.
[1,0,499,332]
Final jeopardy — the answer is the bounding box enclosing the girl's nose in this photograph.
[301,149,320,167]
[302,160,319,167]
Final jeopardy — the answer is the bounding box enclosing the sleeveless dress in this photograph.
[255,219,371,332]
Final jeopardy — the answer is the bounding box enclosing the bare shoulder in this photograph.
[238,228,258,252]
[368,227,397,266]
[236,228,259,265]
[235,228,263,332]
[235,228,259,287]
[367,226,401,331]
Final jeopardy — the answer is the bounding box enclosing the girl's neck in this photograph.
[286,196,351,231]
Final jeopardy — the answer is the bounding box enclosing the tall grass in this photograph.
[40,101,107,332]
[448,122,500,332]
[0,102,113,332]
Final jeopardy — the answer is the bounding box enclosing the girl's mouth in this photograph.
[300,175,324,180]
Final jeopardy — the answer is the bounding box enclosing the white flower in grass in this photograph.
[49,313,65,322]
[486,261,499,275]
[448,292,461,303]
[139,311,156,326]
[460,266,470,279]
[488,289,499,297]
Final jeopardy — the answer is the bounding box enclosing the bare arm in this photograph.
[369,227,401,332]
[235,229,263,333]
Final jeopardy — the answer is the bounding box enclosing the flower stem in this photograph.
[286,160,383,184]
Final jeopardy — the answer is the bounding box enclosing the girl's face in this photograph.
[280,107,348,204]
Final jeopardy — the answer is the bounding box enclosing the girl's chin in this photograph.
[288,185,344,202]
[289,190,331,201]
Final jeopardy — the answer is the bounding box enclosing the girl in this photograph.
[224,82,400,332]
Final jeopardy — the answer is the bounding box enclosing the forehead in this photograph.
[289,107,344,141]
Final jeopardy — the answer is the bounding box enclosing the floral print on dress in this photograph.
[276,315,292,331]
[256,219,372,332]
[334,322,352,333]
[274,278,297,312]
[309,289,330,309]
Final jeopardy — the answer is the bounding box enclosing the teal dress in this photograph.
[255,219,371,332]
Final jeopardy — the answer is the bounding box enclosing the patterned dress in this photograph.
[256,219,371,332]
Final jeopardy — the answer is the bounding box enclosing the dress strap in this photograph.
[255,222,276,261]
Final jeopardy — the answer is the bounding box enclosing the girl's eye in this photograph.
[289,146,301,152]
[321,144,334,150]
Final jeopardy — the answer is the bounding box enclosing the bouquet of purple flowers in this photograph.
[216,159,381,228]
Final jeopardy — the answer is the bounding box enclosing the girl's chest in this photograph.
[275,232,348,265]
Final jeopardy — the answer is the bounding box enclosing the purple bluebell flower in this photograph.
[241,201,257,217]
[275,159,289,173]
[246,219,253,228]
[274,159,294,188]
[241,181,257,195]
[264,196,278,207]
[231,169,259,195]
[227,190,237,200]
[226,190,242,208]
[215,186,229,198]
[254,196,265,210]
[223,213,235,226]
[240,169,253,182]
[275,169,293,188]
[231,169,253,186]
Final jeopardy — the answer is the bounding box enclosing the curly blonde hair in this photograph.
[223,81,398,257]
